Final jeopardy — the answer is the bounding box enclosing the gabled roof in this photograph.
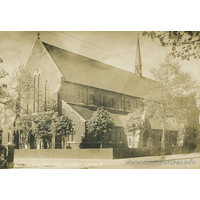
[149,118,178,131]
[43,42,155,98]
[68,104,127,127]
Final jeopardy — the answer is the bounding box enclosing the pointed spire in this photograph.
[37,31,40,39]
[135,33,142,77]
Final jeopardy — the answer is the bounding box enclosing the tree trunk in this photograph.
[161,127,165,159]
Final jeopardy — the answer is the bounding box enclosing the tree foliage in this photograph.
[123,108,145,134]
[0,68,8,79]
[10,63,57,115]
[146,56,199,125]
[146,56,199,156]
[183,125,199,149]
[143,31,200,60]
[84,107,114,148]
[0,68,13,125]
[0,68,10,105]
[125,56,199,156]
[18,112,73,148]
[32,114,53,140]
[10,63,34,115]
[49,114,73,138]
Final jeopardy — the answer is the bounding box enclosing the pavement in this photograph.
[12,152,200,169]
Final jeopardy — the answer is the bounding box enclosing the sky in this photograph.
[0,31,200,84]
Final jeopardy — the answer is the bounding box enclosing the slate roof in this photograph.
[69,104,128,127]
[43,42,155,98]
[68,104,178,130]
[149,118,178,131]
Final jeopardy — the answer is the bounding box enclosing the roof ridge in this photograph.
[42,41,150,78]
[41,41,155,98]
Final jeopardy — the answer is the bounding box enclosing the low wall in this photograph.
[14,149,113,159]
[14,144,200,160]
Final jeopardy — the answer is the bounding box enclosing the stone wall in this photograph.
[25,39,62,113]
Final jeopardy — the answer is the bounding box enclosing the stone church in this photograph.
[11,34,179,149]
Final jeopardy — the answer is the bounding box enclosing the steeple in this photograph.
[37,31,40,39]
[135,34,142,78]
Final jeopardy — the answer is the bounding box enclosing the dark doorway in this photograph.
[14,130,19,149]
[30,134,35,149]
[43,139,47,149]
[143,130,149,147]
[55,135,62,149]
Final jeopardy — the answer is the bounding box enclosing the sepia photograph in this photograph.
[1,1,200,200]
[1,31,200,169]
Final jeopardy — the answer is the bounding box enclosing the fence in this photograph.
[113,144,200,159]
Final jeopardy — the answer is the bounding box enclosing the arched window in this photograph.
[102,94,106,107]
[121,98,125,110]
[127,98,130,110]
[44,80,49,112]
[110,96,114,108]
[119,97,122,109]
[90,91,94,105]
[80,88,84,103]
[33,75,36,112]
[37,74,40,112]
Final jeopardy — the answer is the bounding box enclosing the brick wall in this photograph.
[59,81,141,112]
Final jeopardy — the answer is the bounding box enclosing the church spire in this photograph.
[37,31,40,39]
[135,34,142,78]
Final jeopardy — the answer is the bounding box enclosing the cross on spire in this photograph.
[37,31,40,39]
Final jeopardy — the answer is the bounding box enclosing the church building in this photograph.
[12,33,179,149]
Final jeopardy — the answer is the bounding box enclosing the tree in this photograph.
[0,68,10,104]
[49,114,73,149]
[142,31,200,60]
[125,56,199,158]
[32,113,53,148]
[10,63,34,115]
[0,68,13,125]
[123,108,145,134]
[150,56,199,156]
[85,107,114,148]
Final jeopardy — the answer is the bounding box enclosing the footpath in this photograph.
[13,152,200,169]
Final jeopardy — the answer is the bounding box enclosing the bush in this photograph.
[79,136,100,149]
[183,125,199,149]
